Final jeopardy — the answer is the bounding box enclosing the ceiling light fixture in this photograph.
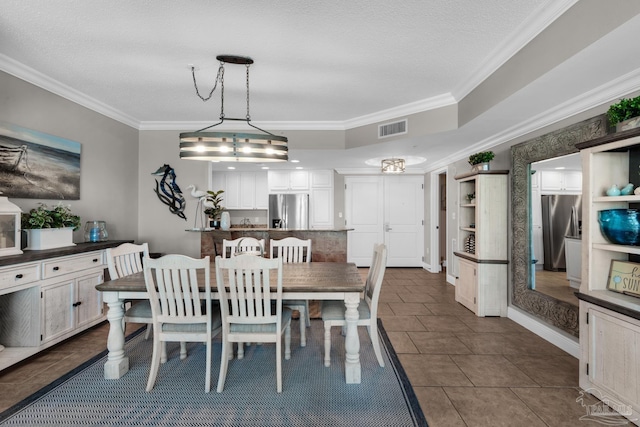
[179,55,288,162]
[381,158,405,174]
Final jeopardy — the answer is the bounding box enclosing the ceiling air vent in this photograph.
[378,119,408,139]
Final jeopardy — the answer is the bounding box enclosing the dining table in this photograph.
[96,261,366,384]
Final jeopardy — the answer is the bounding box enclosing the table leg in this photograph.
[103,292,129,379]
[343,293,361,384]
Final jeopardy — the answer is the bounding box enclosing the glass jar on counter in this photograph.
[84,220,108,242]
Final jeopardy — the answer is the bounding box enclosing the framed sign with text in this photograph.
[607,260,640,298]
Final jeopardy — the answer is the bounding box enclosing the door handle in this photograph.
[384,224,392,232]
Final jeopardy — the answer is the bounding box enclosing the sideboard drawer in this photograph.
[0,263,40,292]
[42,252,104,279]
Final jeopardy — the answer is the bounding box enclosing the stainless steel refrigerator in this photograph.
[268,194,309,230]
[541,194,581,271]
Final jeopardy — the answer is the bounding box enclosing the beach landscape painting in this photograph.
[0,122,81,200]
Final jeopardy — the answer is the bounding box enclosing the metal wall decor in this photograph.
[179,55,288,163]
[152,164,186,220]
[0,121,81,199]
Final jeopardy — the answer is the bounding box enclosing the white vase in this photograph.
[25,227,76,250]
[220,212,230,231]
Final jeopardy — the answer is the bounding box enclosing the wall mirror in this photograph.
[511,115,607,337]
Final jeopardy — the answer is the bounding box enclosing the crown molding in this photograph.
[452,0,578,100]
[426,66,640,173]
[0,53,140,129]
[138,120,346,131]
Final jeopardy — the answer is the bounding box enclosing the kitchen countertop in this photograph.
[190,228,353,232]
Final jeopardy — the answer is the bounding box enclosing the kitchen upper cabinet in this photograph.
[211,171,268,209]
[309,170,334,229]
[539,170,582,193]
[268,170,309,192]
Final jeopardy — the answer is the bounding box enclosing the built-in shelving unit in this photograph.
[453,170,508,317]
[576,128,640,426]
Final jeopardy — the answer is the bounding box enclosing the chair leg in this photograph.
[299,307,306,347]
[146,335,162,392]
[144,323,152,340]
[369,321,385,367]
[284,323,291,360]
[217,341,229,393]
[276,334,282,393]
[237,342,244,360]
[324,322,331,367]
[180,342,187,360]
[304,301,311,327]
[205,337,212,393]
[161,342,167,364]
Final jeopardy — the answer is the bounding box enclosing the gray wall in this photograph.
[0,71,139,245]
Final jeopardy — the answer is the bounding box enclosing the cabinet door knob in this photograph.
[72,301,82,307]
[92,258,99,263]
[15,273,23,279]
[53,266,60,271]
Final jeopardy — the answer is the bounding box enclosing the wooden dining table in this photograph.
[95,261,365,384]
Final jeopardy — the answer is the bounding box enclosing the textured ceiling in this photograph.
[2,0,640,172]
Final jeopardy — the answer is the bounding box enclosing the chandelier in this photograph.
[381,158,405,174]
[179,55,288,162]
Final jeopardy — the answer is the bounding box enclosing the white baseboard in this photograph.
[507,306,579,358]
[447,274,456,286]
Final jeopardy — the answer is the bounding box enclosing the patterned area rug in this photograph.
[0,320,426,426]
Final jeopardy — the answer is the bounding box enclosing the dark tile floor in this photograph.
[0,268,630,426]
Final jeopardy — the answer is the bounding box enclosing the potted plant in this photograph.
[468,151,495,171]
[607,95,640,132]
[203,190,225,229]
[465,192,476,204]
[21,203,81,250]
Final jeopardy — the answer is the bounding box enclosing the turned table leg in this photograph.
[343,293,361,384]
[103,292,129,379]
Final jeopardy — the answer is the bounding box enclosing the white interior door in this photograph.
[346,175,424,267]
[384,176,424,266]
[345,176,383,266]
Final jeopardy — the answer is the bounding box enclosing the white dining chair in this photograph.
[270,237,311,347]
[106,242,153,339]
[143,254,222,393]
[321,243,387,368]
[215,254,292,393]
[222,237,265,258]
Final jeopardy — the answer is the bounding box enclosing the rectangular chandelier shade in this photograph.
[179,131,288,162]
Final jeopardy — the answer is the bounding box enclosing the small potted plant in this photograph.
[468,151,495,171]
[21,203,81,250]
[465,192,476,204]
[203,190,225,229]
[607,95,640,132]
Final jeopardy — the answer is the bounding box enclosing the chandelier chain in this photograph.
[246,64,251,121]
[220,65,225,119]
[191,64,224,102]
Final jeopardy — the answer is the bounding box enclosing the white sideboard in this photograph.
[0,241,129,371]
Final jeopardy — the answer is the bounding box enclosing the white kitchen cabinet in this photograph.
[540,170,582,193]
[0,245,111,372]
[210,171,268,209]
[268,170,309,192]
[454,170,508,317]
[310,170,334,229]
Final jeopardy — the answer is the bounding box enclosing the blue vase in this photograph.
[598,209,640,245]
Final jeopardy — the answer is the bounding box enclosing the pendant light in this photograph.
[179,55,288,162]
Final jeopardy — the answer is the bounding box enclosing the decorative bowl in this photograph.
[598,209,640,245]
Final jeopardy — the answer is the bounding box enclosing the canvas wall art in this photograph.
[0,121,81,199]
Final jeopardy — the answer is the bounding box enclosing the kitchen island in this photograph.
[200,228,351,262]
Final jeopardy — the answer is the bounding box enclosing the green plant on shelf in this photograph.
[468,151,494,165]
[607,95,640,127]
[21,203,81,230]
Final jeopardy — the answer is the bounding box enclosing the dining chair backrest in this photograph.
[364,243,387,317]
[215,255,283,329]
[270,237,311,263]
[143,254,211,326]
[106,242,150,279]
[222,238,265,258]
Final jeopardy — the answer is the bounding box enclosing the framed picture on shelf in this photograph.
[607,260,640,298]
